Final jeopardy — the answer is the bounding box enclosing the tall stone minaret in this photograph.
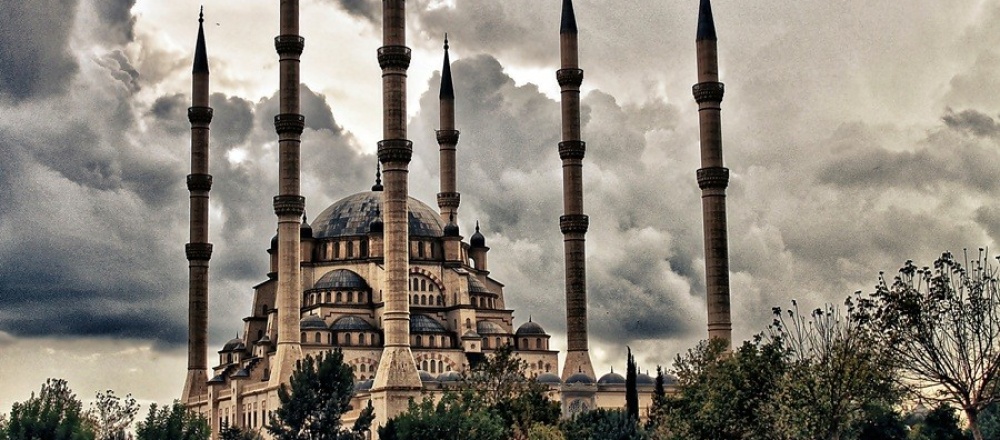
[693,0,732,346]
[182,7,213,405]
[269,0,306,388]
[371,0,422,429]
[557,0,595,382]
[436,35,460,224]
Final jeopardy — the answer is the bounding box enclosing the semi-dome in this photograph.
[598,371,626,385]
[438,371,461,382]
[536,373,562,384]
[476,320,506,335]
[300,315,328,330]
[330,315,375,331]
[418,370,437,382]
[312,191,445,239]
[467,276,492,294]
[410,314,447,333]
[566,373,595,384]
[515,320,547,336]
[314,269,368,290]
[221,338,245,352]
[355,379,374,391]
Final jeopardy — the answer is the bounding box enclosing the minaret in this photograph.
[557,0,595,382]
[693,0,732,346]
[436,35,460,224]
[371,0,422,429]
[182,7,212,404]
[269,0,306,388]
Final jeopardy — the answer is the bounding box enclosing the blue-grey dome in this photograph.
[437,371,461,382]
[566,373,595,384]
[300,315,328,330]
[536,373,562,384]
[516,321,547,336]
[461,330,481,339]
[410,314,447,333]
[468,276,491,294]
[476,320,506,335]
[314,269,369,290]
[418,370,437,382]
[312,192,445,239]
[638,373,655,386]
[331,316,375,331]
[598,371,626,385]
[470,222,486,248]
[355,379,374,391]
[221,338,245,352]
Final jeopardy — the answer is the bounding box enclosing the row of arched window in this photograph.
[412,334,453,348]
[301,331,380,347]
[517,337,548,351]
[419,359,452,373]
[411,294,445,306]
[306,290,371,306]
[471,295,497,309]
[318,239,369,261]
[482,337,512,350]
[410,277,438,292]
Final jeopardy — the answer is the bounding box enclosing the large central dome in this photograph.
[312,191,445,239]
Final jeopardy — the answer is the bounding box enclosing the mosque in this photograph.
[179,0,732,438]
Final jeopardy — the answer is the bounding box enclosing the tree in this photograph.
[658,338,787,440]
[855,403,907,440]
[88,390,139,440]
[134,402,209,440]
[907,404,968,440]
[767,300,899,440]
[460,345,560,434]
[220,424,264,440]
[560,408,646,440]
[266,350,373,440]
[377,393,506,440]
[868,251,1000,440]
[625,348,638,421]
[6,378,95,440]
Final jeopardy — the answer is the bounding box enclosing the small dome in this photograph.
[437,371,461,382]
[410,314,447,333]
[221,338,245,352]
[443,221,459,237]
[461,330,481,339]
[598,371,626,385]
[300,315,328,330]
[467,276,491,294]
[638,372,655,386]
[566,373,595,384]
[331,316,375,331]
[476,320,506,335]
[470,222,486,248]
[314,269,369,290]
[355,379,374,391]
[515,320,547,336]
[536,373,562,384]
[301,215,313,239]
[418,370,437,382]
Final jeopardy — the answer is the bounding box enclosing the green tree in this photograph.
[978,402,1000,440]
[220,424,264,440]
[855,403,907,440]
[88,390,139,440]
[659,338,787,440]
[460,345,560,434]
[560,408,646,440]
[377,393,506,440]
[908,405,968,440]
[266,350,373,440]
[134,402,209,440]
[867,252,1000,440]
[6,379,95,440]
[525,423,564,440]
[625,348,638,421]
[767,300,899,440]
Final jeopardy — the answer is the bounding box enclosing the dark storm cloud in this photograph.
[92,0,137,44]
[326,0,380,23]
[943,108,1000,138]
[0,0,81,101]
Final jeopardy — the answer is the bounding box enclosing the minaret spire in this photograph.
[371,0,422,428]
[436,34,460,225]
[556,0,596,389]
[693,0,732,346]
[269,0,306,389]
[182,5,213,408]
[372,162,384,191]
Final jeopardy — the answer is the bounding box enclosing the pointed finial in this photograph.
[440,34,455,100]
[697,0,717,41]
[372,162,384,191]
[475,221,480,232]
[529,315,532,322]
[611,366,615,374]
[560,0,578,34]
[193,7,209,73]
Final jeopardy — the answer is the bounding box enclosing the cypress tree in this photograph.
[626,347,639,420]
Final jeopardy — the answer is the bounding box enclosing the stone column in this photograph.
[371,0,422,431]
[269,0,306,388]
[557,0,595,382]
[693,0,732,346]
[183,8,213,405]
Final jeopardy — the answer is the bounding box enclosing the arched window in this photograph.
[359,333,366,346]
[496,338,502,349]
[420,295,426,305]
[536,338,542,350]
[337,292,343,303]
[418,242,425,258]
[421,360,428,371]
[437,295,443,306]
[360,239,368,257]
[314,332,321,343]
[348,291,354,303]
[430,361,436,373]
[325,292,331,303]
[420,280,426,291]
[465,318,471,329]
[416,335,423,347]
[412,294,419,304]
[545,363,551,372]
[344,333,352,345]
[429,283,435,291]
[300,333,306,343]
[257,330,263,341]
[261,304,268,315]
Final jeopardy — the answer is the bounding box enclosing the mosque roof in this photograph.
[476,320,507,335]
[312,191,445,239]
[299,315,328,330]
[314,269,369,290]
[536,373,562,384]
[566,373,595,384]
[221,338,245,352]
[410,314,447,333]
[330,315,376,331]
[467,276,492,294]
[597,371,626,385]
[515,320,547,336]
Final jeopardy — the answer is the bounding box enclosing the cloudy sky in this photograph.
[3,0,1000,409]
